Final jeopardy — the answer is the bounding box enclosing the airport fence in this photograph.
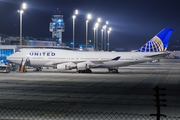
[0,107,179,120]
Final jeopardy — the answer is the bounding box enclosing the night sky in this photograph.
[0,0,180,51]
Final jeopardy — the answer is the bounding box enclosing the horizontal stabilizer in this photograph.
[145,52,170,58]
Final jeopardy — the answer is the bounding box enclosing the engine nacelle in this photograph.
[77,62,93,70]
[57,63,76,71]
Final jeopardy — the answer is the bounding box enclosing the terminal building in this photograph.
[0,35,62,62]
[0,45,17,61]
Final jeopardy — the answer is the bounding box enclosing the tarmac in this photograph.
[0,59,179,117]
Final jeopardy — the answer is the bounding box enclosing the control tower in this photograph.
[49,15,65,44]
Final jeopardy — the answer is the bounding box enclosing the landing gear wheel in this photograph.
[78,70,82,73]
[78,69,92,73]
[109,69,119,73]
[86,69,90,73]
[85,69,92,73]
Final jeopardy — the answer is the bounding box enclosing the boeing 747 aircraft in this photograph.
[7,28,173,73]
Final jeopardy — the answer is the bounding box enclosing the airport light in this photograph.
[18,2,27,49]
[93,27,96,51]
[101,29,103,50]
[95,23,99,28]
[22,3,27,9]
[106,21,108,25]
[87,14,92,20]
[103,25,106,29]
[86,14,91,51]
[107,30,110,51]
[72,15,76,19]
[72,15,76,50]
[97,18,101,23]
[75,9,78,15]
[109,27,112,31]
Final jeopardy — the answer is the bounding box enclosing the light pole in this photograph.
[86,14,91,51]
[103,25,107,51]
[95,23,99,50]
[107,31,110,51]
[96,18,101,50]
[101,29,103,50]
[93,27,96,51]
[72,15,76,50]
[18,3,26,49]
[72,10,78,50]
[108,27,112,51]
[103,21,108,51]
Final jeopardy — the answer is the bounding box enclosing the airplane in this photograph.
[7,28,173,73]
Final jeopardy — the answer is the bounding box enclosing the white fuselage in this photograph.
[7,48,168,70]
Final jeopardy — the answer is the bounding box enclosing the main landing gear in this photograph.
[108,69,119,73]
[78,69,92,73]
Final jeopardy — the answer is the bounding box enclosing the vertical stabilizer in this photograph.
[136,28,173,52]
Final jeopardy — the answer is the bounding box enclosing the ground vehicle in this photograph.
[0,65,10,73]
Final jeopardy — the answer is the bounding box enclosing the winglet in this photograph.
[112,56,121,60]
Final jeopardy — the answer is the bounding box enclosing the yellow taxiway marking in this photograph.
[122,69,156,104]
[44,114,66,117]
[162,60,179,87]
[51,103,82,108]
[111,109,117,113]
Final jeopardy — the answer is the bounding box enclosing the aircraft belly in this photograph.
[29,60,54,67]
[101,61,134,68]
[13,60,21,65]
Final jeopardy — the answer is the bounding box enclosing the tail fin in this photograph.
[136,28,173,52]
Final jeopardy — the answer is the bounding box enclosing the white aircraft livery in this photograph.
[7,28,173,73]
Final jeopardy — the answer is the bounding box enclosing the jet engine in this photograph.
[77,62,94,70]
[57,63,76,71]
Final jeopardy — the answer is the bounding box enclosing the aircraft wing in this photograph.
[51,61,89,65]
[91,56,121,64]
[51,56,121,65]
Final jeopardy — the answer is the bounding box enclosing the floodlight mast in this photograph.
[101,29,104,50]
[18,3,27,49]
[96,18,101,50]
[104,21,108,51]
[95,22,99,50]
[86,14,91,51]
[107,27,112,51]
[72,10,78,50]
[107,30,110,51]
[93,27,96,51]
[72,15,76,50]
